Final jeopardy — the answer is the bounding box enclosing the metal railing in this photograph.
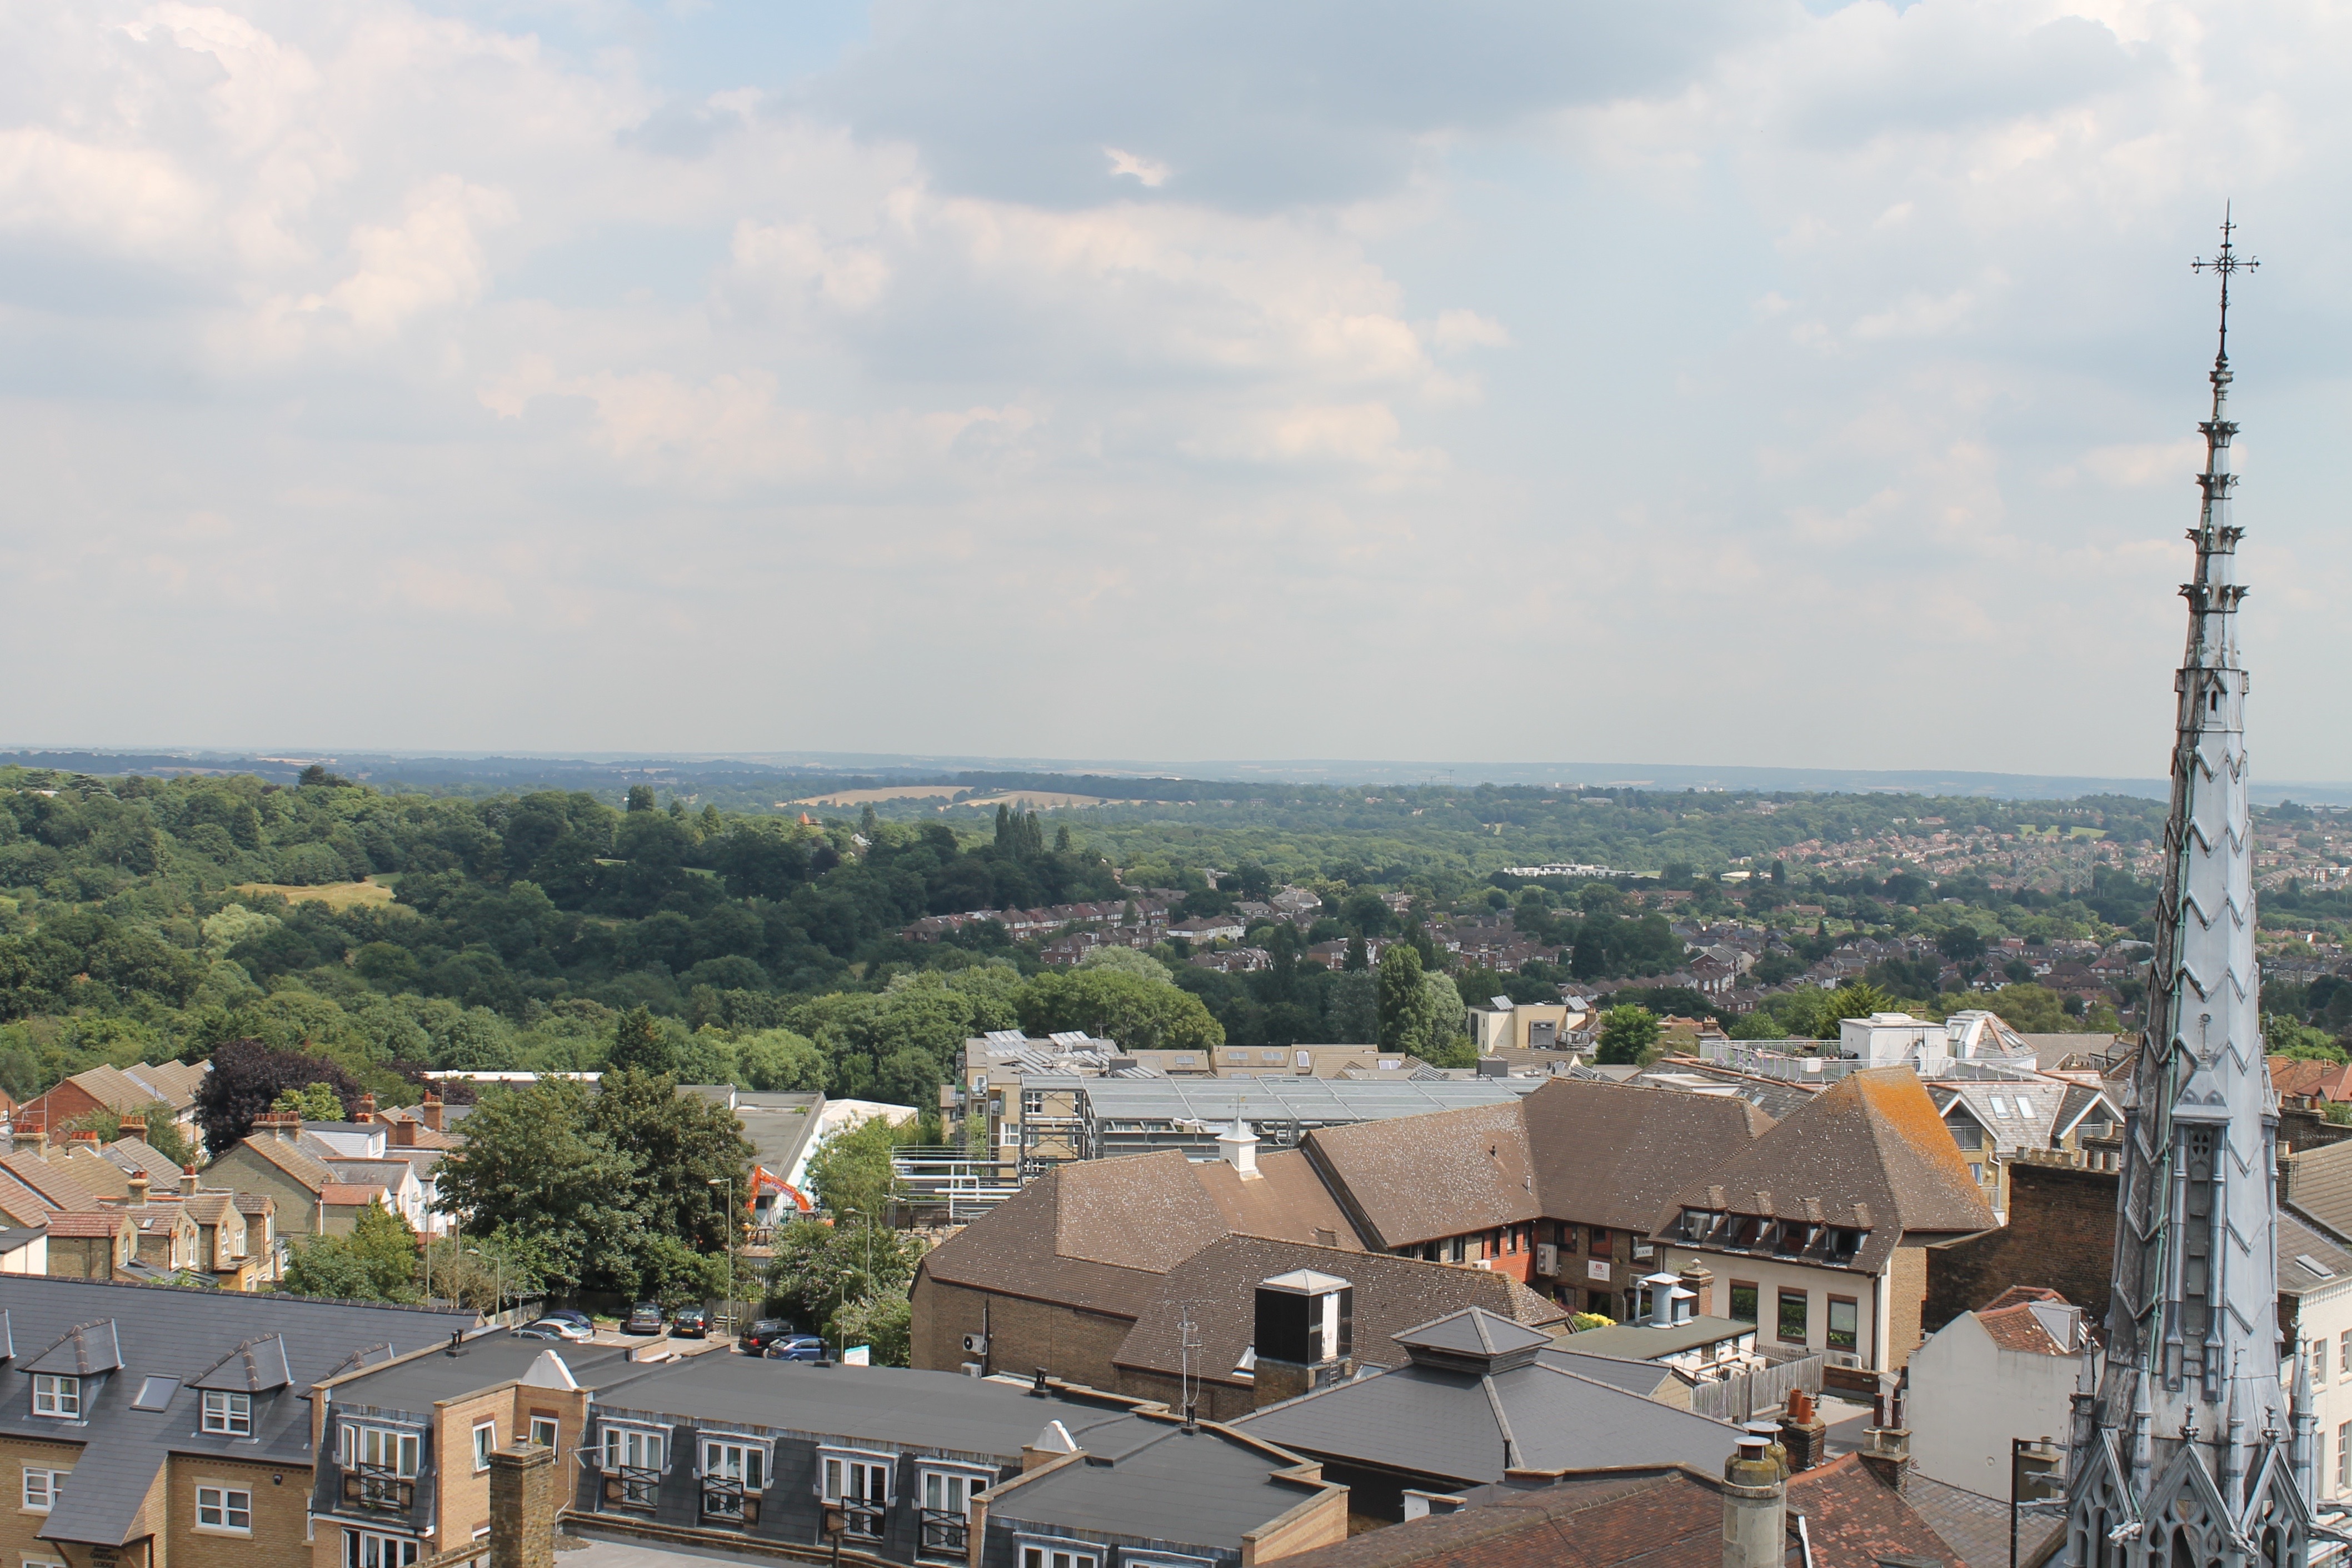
[343,1465,416,1511]
[839,1501,887,1540]
[700,1476,760,1525]
[918,1510,970,1558]
[891,1148,1025,1219]
[602,1465,662,1511]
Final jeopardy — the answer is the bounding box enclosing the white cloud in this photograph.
[1104,147,1171,187]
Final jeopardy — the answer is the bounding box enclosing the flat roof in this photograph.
[1551,1316,1754,1361]
[328,1332,645,1416]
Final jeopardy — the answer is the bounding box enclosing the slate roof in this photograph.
[2286,1139,2352,1237]
[987,1417,1338,1550]
[1898,1469,2060,1568]
[0,1275,473,1547]
[1660,1067,1996,1274]
[2275,1210,2352,1300]
[1235,1342,1736,1485]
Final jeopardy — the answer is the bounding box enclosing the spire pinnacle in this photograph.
[2192,203,2258,377]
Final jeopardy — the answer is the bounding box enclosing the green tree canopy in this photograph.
[270,1081,348,1122]
[284,1203,420,1303]
[1595,1006,1660,1066]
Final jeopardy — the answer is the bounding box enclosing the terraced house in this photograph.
[0,1275,472,1568]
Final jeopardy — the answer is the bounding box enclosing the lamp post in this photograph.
[466,1246,501,1326]
[708,1176,737,1343]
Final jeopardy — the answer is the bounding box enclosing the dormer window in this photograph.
[203,1390,253,1435]
[33,1375,79,1418]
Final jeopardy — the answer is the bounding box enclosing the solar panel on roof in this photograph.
[1047,1032,1091,1047]
[1490,996,1513,1011]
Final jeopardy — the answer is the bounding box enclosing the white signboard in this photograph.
[1586,1261,1611,1283]
[841,1345,871,1366]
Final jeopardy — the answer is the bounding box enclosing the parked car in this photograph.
[762,1335,827,1362]
[621,1302,668,1336]
[671,1306,710,1339]
[514,1320,591,1342]
[737,1319,799,1355]
[538,1308,595,1331]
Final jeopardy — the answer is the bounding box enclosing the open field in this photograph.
[786,785,968,806]
[232,877,400,910]
[947,791,1127,810]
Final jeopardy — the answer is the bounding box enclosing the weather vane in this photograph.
[2191,204,2258,363]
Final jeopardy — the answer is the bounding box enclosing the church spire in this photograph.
[2064,215,2309,1566]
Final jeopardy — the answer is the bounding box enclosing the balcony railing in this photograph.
[840,1501,887,1540]
[700,1476,761,1525]
[919,1510,970,1558]
[342,1465,416,1512]
[602,1466,663,1511]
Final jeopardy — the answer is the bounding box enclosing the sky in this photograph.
[4,0,2350,780]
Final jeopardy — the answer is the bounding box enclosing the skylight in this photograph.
[131,1376,179,1411]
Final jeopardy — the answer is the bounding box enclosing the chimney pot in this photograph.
[355,1092,377,1120]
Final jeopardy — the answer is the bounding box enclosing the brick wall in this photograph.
[2281,1106,2352,1158]
[910,1276,1137,1391]
[1887,1246,1928,1372]
[165,1452,313,1568]
[0,1434,94,1567]
[1923,1161,2119,1335]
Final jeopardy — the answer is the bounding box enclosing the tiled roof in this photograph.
[1304,1100,1537,1248]
[1900,1469,2059,1568]
[236,1133,340,1192]
[1976,1302,2070,1355]
[1661,1067,1996,1273]
[319,1184,386,1206]
[2286,1139,2352,1237]
[2276,1210,2352,1299]
[1794,1454,1968,1568]
[45,1212,131,1237]
[2269,1057,2352,1102]
[0,1152,112,1212]
[1052,1147,1359,1269]
[121,1059,208,1108]
[101,1138,186,1182]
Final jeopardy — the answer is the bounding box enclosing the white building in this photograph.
[1905,1287,2088,1491]
[1837,1010,2038,1074]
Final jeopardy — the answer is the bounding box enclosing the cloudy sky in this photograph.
[4,0,2349,779]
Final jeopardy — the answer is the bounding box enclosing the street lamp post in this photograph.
[708,1176,737,1343]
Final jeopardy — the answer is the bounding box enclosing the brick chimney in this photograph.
[67,1130,102,1149]
[117,1112,146,1142]
[1677,1262,1714,1317]
[488,1441,560,1568]
[355,1092,378,1121]
[391,1118,418,1147]
[1777,1389,1827,1473]
[252,1113,298,1143]
[1857,1427,1912,1489]
[421,1092,445,1134]
[181,1165,199,1199]
[127,1172,150,1209]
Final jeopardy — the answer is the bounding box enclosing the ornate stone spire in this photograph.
[2063,214,2314,1567]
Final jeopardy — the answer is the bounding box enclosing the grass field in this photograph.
[787,785,968,806]
[232,877,400,910]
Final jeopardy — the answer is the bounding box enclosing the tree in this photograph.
[431,1080,641,1294]
[284,1203,420,1302]
[1342,936,1369,972]
[1595,1006,1660,1066]
[607,1006,674,1074]
[271,1082,348,1122]
[832,1293,912,1366]
[583,1067,755,1255]
[765,1216,925,1341]
[1020,969,1224,1050]
[627,785,656,812]
[1817,982,1895,1038]
[56,1101,196,1170]
[194,1038,361,1155]
[806,1116,901,1220]
[1376,944,1432,1052]
[1937,927,1987,962]
[1077,946,1173,985]
[737,1028,826,1091]
[1984,983,2069,1035]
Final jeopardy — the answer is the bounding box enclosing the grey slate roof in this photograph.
[1235,1355,1736,1486]
[0,1275,473,1547]
[989,1419,1332,1550]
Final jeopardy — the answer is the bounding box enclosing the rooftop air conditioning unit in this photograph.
[962,1333,989,1355]
[1534,1244,1559,1277]
[961,1362,985,1377]
[1825,1351,1860,1370]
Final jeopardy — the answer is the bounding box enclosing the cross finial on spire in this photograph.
[2193,204,2258,367]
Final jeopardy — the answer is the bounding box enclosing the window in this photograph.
[343,1530,420,1568]
[1827,1297,1859,1352]
[1777,1289,1809,1344]
[1589,1229,1612,1259]
[2340,1331,2351,1376]
[341,1424,421,1477]
[473,1421,497,1471]
[823,1455,893,1505]
[531,1417,559,1450]
[1970,1163,1984,1183]
[2339,1424,2350,1495]
[605,1425,666,1471]
[197,1486,253,1532]
[922,1470,981,1517]
[703,1439,766,1489]
[203,1390,253,1435]
[1022,1546,1101,1568]
[132,1376,179,1411]
[2318,1340,2332,1388]
[22,1467,67,1512]
[1988,1096,2009,1118]
[1729,1282,1759,1324]
[32,1376,78,1419]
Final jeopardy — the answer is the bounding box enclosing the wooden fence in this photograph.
[1688,1354,1824,1423]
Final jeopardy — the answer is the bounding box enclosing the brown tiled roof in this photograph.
[0,1152,111,1212]
[1981,1285,2066,1311]
[123,1059,208,1107]
[1050,1147,1361,1269]
[1112,1234,1568,1387]
[319,1184,386,1206]
[182,1193,237,1227]
[920,1174,1172,1320]
[0,1168,62,1227]
[2269,1057,2352,1102]
[103,1138,185,1182]
[46,1212,132,1238]
[236,1135,340,1193]
[1268,1454,1961,1568]
[55,1148,133,1200]
[1660,1067,1996,1273]
[1976,1303,2070,1355]
[1304,1101,1537,1249]
[1523,1077,1775,1234]
[233,1192,276,1216]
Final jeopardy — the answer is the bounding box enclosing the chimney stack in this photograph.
[117,1112,146,1142]
[127,1172,150,1209]
[1857,1427,1912,1489]
[421,1092,445,1134]
[391,1118,418,1147]
[1777,1390,1827,1473]
[181,1166,199,1199]
[355,1092,378,1121]
[1721,1424,1789,1568]
[67,1130,102,1149]
[1679,1262,1715,1318]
